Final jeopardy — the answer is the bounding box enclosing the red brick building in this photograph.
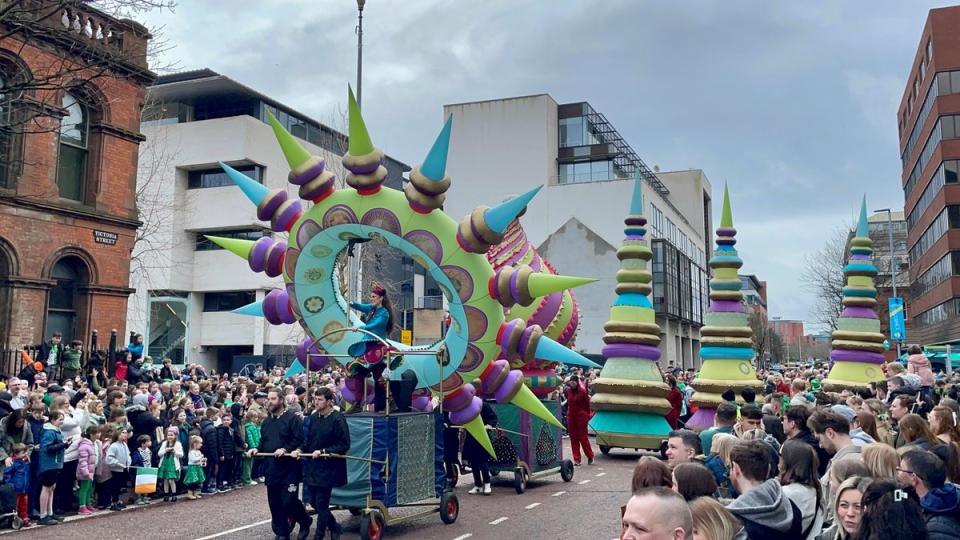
[899,7,960,348]
[0,2,153,349]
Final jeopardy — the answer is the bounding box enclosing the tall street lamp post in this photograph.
[356,0,365,107]
[874,208,901,359]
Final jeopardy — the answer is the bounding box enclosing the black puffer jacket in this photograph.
[922,484,960,540]
[216,424,242,459]
[199,418,220,461]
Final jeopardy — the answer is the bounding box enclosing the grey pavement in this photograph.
[3,439,642,540]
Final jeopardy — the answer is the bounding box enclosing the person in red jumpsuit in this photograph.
[563,375,595,465]
[664,374,683,429]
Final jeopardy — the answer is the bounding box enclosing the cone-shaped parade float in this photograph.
[587,172,674,451]
[686,185,762,429]
[823,197,886,390]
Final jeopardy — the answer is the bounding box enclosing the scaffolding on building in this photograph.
[582,104,669,197]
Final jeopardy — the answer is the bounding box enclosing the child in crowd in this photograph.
[184,436,206,500]
[37,410,69,526]
[94,426,112,510]
[199,408,219,494]
[130,435,153,505]
[157,427,183,502]
[75,425,99,515]
[241,410,262,486]
[26,405,44,520]
[3,443,31,527]
[105,427,131,511]
[216,413,241,492]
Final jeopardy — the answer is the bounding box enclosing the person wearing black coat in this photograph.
[199,410,221,494]
[126,359,144,386]
[295,387,350,540]
[216,414,243,490]
[463,400,498,495]
[260,389,311,540]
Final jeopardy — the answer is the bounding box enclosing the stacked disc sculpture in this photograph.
[687,185,763,429]
[823,197,886,390]
[587,172,674,449]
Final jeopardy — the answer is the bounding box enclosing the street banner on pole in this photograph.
[888,297,905,342]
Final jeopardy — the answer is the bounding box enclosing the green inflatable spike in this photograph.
[265,109,312,169]
[629,169,644,216]
[720,183,734,228]
[510,384,563,429]
[347,85,374,156]
[204,235,254,260]
[526,273,597,299]
[856,195,869,238]
[462,414,496,458]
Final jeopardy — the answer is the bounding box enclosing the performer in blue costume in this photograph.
[344,284,395,412]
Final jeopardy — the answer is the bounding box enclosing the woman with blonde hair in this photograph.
[689,496,744,540]
[704,433,739,498]
[860,443,897,479]
[815,476,872,540]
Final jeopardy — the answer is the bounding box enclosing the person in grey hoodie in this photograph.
[727,440,803,540]
[830,404,875,447]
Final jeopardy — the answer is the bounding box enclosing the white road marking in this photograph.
[552,490,566,496]
[489,517,509,525]
[192,519,273,540]
[525,502,541,509]
[596,472,606,477]
[452,535,474,540]
[578,479,591,485]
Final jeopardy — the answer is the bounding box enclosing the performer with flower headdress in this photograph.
[344,283,396,412]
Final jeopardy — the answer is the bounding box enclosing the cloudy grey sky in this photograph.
[140,0,950,332]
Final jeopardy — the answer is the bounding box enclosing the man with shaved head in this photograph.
[620,487,692,540]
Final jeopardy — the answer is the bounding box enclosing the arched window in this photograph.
[46,256,90,342]
[0,69,14,189]
[57,91,89,201]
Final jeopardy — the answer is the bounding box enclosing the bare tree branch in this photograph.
[800,226,849,332]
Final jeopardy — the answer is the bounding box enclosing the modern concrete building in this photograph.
[740,274,768,317]
[443,95,712,368]
[127,69,422,372]
[899,6,960,347]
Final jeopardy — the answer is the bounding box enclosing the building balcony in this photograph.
[4,0,151,72]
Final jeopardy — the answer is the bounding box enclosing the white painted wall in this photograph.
[442,95,711,361]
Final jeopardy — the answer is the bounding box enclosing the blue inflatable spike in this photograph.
[421,116,453,181]
[535,335,600,368]
[484,185,543,234]
[284,359,305,378]
[629,169,643,216]
[220,162,270,206]
[232,300,265,317]
[856,195,869,238]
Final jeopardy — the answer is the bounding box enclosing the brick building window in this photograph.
[0,59,27,190]
[0,71,11,189]
[57,92,89,201]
